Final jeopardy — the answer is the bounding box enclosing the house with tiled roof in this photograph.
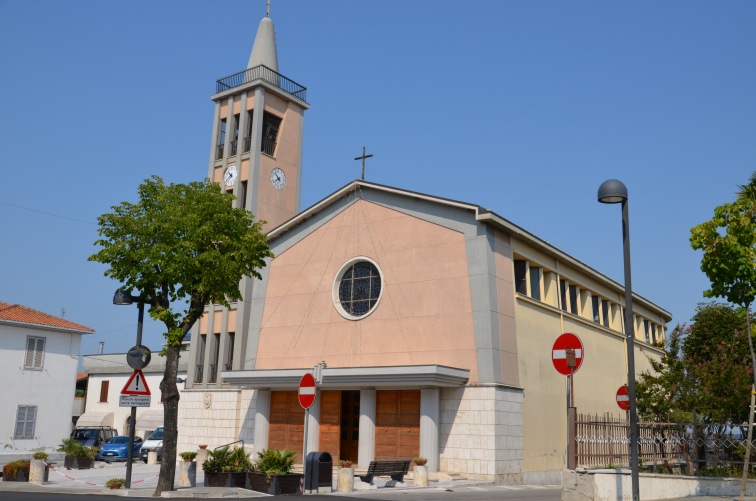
[0,301,94,453]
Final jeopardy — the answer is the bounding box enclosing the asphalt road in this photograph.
[0,485,562,501]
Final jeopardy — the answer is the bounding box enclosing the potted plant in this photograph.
[413,456,429,486]
[178,451,197,488]
[2,459,30,482]
[337,459,354,492]
[29,452,49,483]
[106,478,125,490]
[203,446,254,488]
[248,449,301,495]
[58,438,96,469]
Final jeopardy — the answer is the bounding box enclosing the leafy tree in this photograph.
[690,172,756,494]
[636,303,749,423]
[89,176,272,494]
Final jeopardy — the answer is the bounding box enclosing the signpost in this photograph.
[616,385,630,411]
[299,372,317,489]
[552,333,584,470]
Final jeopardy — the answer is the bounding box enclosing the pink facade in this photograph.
[255,200,481,381]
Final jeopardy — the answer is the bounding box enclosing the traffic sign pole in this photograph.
[298,372,317,489]
[552,333,584,471]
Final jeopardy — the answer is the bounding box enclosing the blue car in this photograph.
[96,435,143,463]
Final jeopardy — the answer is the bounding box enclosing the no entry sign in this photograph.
[552,333,584,375]
[298,373,316,409]
[616,385,630,411]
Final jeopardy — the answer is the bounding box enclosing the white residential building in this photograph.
[0,301,93,452]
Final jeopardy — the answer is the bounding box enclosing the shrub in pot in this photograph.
[248,449,301,495]
[58,438,97,469]
[202,446,254,488]
[3,460,30,482]
[106,478,125,489]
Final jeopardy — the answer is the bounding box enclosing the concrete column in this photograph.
[358,389,376,469]
[253,389,271,458]
[305,392,320,454]
[420,388,440,472]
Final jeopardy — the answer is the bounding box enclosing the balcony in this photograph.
[216,65,307,103]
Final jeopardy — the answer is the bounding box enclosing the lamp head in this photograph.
[113,289,135,305]
[598,179,628,204]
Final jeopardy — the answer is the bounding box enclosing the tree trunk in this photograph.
[740,303,754,501]
[154,343,181,495]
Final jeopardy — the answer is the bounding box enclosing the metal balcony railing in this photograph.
[216,64,307,103]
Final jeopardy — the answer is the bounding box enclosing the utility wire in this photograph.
[0,201,96,225]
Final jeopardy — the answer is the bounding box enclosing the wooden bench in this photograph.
[358,460,411,484]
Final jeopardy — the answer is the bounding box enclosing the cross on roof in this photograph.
[354,146,374,180]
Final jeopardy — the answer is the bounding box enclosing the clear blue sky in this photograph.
[0,0,753,358]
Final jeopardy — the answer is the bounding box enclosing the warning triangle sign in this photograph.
[121,369,151,396]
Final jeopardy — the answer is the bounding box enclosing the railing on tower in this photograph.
[216,64,307,103]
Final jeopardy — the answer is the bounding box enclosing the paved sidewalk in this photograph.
[0,461,494,498]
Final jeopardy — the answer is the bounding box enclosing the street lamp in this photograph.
[113,289,144,490]
[598,179,640,501]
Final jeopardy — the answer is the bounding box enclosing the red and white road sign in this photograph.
[616,385,630,411]
[552,333,584,376]
[121,369,151,396]
[298,373,316,409]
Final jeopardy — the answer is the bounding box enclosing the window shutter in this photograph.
[100,381,109,402]
[14,406,25,438]
[25,407,36,438]
[33,338,45,368]
[25,338,35,367]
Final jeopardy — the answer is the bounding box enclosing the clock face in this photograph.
[270,167,286,190]
[223,165,238,187]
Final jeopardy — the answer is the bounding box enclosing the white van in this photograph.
[139,426,164,463]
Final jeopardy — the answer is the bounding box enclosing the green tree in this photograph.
[636,303,749,423]
[89,176,272,495]
[690,172,756,495]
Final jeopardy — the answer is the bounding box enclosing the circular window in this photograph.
[333,258,383,320]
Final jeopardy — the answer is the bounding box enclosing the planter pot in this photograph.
[413,465,428,487]
[337,467,354,492]
[64,456,93,470]
[3,467,29,482]
[248,472,303,495]
[179,461,196,488]
[29,459,48,484]
[205,471,249,488]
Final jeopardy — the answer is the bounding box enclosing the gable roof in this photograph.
[266,180,672,322]
[0,301,94,334]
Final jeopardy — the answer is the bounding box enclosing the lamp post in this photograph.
[113,289,144,490]
[598,179,640,501]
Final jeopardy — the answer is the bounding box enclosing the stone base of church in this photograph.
[177,388,257,453]
[439,385,524,483]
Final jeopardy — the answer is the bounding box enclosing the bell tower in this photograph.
[207,12,308,232]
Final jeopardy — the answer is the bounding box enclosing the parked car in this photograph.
[70,426,118,449]
[140,426,164,463]
[97,436,143,463]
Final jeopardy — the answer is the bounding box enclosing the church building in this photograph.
[177,12,670,485]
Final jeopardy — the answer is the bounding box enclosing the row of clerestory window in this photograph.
[514,259,664,345]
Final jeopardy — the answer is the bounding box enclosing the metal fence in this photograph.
[575,413,755,476]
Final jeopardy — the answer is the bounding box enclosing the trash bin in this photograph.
[304,451,333,493]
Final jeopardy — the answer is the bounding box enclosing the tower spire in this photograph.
[248,8,279,71]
